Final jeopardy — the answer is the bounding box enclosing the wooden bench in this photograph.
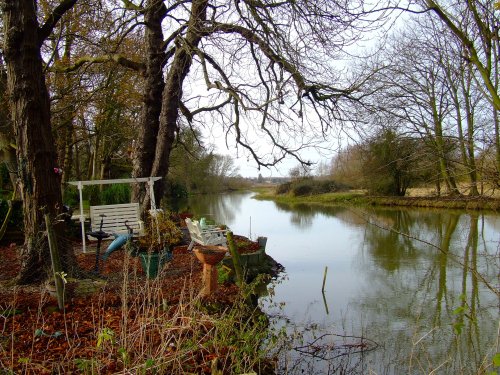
[89,203,144,237]
[185,218,227,251]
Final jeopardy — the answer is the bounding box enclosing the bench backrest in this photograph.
[185,218,203,241]
[89,203,143,236]
[185,218,227,248]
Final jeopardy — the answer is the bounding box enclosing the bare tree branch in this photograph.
[38,0,79,45]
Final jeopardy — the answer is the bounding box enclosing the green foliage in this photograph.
[0,163,10,190]
[63,184,131,208]
[144,358,155,371]
[207,293,273,374]
[96,327,115,348]
[452,294,474,336]
[74,358,98,374]
[488,353,500,374]
[86,185,102,206]
[275,181,291,194]
[0,199,23,229]
[276,178,349,197]
[117,347,130,366]
[62,186,79,207]
[493,353,500,367]
[101,184,130,205]
[165,180,188,199]
[164,179,188,212]
[217,264,233,284]
[362,129,420,196]
[291,179,314,196]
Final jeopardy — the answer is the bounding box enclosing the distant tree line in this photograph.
[329,1,500,197]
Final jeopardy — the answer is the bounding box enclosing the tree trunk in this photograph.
[148,0,208,207]
[132,0,166,210]
[134,0,207,213]
[2,0,78,283]
[452,78,479,197]
[463,88,479,196]
[430,95,460,196]
[495,108,500,183]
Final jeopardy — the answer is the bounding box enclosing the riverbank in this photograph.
[253,187,500,211]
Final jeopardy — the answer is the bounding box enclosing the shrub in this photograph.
[63,184,131,208]
[101,184,131,205]
[0,199,23,229]
[287,178,350,197]
[310,179,350,194]
[63,186,79,207]
[276,181,291,195]
[0,163,10,190]
[291,180,314,196]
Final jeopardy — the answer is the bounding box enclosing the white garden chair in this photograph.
[185,218,228,251]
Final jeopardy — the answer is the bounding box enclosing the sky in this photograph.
[191,3,407,179]
[210,130,340,178]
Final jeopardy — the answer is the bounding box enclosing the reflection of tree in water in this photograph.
[353,211,498,374]
[186,193,245,223]
[363,209,420,272]
[433,212,459,326]
[273,202,351,229]
[273,202,315,229]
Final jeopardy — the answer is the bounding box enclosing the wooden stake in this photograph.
[227,231,244,286]
[45,213,64,310]
[322,266,328,293]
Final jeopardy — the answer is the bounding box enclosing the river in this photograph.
[185,191,500,374]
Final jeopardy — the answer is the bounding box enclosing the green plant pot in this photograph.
[139,251,173,279]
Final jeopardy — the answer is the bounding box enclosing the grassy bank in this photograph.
[253,187,500,211]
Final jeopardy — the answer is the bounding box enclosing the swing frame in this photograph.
[68,177,161,253]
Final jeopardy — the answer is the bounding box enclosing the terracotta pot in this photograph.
[193,246,227,265]
[193,246,227,297]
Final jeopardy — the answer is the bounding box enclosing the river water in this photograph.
[186,192,499,374]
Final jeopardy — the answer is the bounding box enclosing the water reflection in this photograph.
[362,210,419,272]
[188,193,499,374]
[182,192,245,223]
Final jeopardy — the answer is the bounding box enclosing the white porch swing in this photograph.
[68,177,161,253]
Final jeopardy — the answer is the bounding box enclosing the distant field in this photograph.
[252,184,500,211]
[253,182,500,199]
[406,185,500,198]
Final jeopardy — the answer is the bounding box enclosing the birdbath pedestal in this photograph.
[193,246,227,296]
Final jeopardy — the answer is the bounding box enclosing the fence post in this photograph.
[45,213,64,310]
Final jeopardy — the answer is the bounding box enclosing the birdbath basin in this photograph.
[193,246,227,296]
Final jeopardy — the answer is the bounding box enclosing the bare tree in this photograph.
[419,0,500,172]
[127,0,391,209]
[359,25,462,195]
[355,3,498,195]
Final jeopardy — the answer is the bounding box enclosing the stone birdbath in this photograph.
[193,245,227,296]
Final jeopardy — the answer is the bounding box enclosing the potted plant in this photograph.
[137,210,183,278]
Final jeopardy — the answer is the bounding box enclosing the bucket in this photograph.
[139,251,172,279]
